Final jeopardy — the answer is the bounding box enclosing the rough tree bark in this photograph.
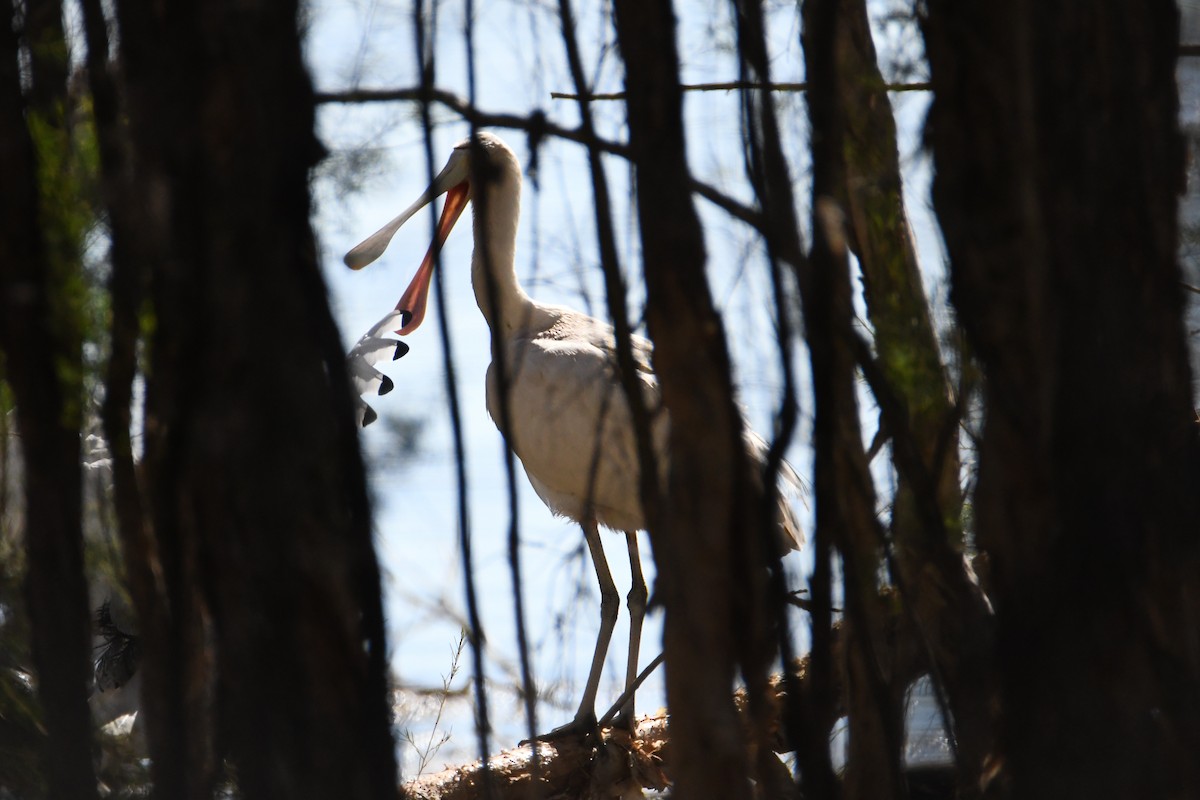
[0,1,99,796]
[826,0,997,793]
[924,2,1200,797]
[107,1,398,797]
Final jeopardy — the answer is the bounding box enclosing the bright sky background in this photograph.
[303,0,950,776]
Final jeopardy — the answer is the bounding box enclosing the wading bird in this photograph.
[345,132,803,737]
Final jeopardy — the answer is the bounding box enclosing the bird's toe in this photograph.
[519,712,600,746]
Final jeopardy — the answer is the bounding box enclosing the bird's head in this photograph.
[343,132,515,336]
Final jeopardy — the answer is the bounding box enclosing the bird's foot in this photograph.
[519,712,600,746]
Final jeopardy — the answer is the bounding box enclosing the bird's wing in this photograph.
[592,320,804,551]
[492,314,665,532]
[744,430,808,552]
[495,308,804,548]
[510,309,659,406]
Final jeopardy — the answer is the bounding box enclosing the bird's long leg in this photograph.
[615,530,647,732]
[578,518,620,722]
[543,518,619,739]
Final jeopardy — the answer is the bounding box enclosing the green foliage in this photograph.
[25,93,107,429]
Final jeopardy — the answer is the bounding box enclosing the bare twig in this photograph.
[316,87,626,157]
[315,86,772,242]
[405,632,467,777]
[597,653,665,728]
[549,79,930,100]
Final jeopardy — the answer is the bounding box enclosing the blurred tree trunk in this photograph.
[612,1,770,798]
[106,1,398,797]
[77,0,175,793]
[924,2,1200,797]
[0,1,99,796]
[801,1,909,798]
[730,0,836,796]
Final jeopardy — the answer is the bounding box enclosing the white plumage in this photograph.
[346,132,802,735]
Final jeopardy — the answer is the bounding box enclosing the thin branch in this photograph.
[407,2,496,781]
[315,87,772,242]
[731,0,811,787]
[597,653,664,728]
[690,181,768,238]
[549,79,930,100]
[316,87,625,156]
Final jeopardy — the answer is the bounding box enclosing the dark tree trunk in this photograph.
[729,1,828,796]
[801,1,908,798]
[924,2,1200,797]
[612,1,767,797]
[78,0,173,793]
[108,1,397,797]
[0,1,99,796]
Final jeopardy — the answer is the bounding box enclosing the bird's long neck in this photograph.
[471,170,533,337]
